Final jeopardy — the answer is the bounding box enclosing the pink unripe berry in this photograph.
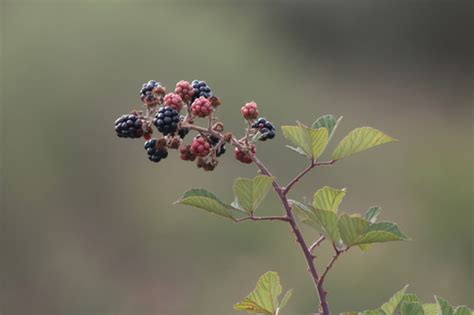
[175,80,194,101]
[190,137,211,157]
[163,93,183,112]
[234,145,256,164]
[241,102,259,120]
[191,97,213,118]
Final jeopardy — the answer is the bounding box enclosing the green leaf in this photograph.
[281,124,329,159]
[402,294,422,304]
[332,127,397,160]
[278,289,293,311]
[400,302,424,315]
[435,296,454,315]
[313,186,347,212]
[380,285,409,315]
[338,214,369,246]
[353,221,409,245]
[454,306,472,315]
[361,310,385,315]
[311,114,343,142]
[234,271,288,315]
[233,175,275,213]
[422,304,438,315]
[174,189,235,220]
[290,200,340,242]
[285,145,307,156]
[363,206,381,223]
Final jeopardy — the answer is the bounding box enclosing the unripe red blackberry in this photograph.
[235,145,256,164]
[163,93,183,112]
[153,106,180,135]
[175,80,194,101]
[210,135,226,157]
[140,80,165,105]
[114,114,144,138]
[191,80,212,101]
[252,118,276,141]
[191,97,213,118]
[190,137,211,157]
[179,144,197,161]
[144,138,169,163]
[241,102,259,120]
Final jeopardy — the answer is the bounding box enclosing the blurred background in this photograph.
[1,1,473,314]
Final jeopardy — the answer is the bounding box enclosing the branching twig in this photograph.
[309,235,325,254]
[234,215,290,223]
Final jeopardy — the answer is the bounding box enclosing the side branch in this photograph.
[234,215,290,223]
[283,160,336,195]
[309,235,325,253]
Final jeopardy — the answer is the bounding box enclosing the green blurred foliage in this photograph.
[1,1,472,315]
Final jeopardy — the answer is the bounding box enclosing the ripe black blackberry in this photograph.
[178,127,189,139]
[153,106,180,135]
[210,135,226,157]
[191,80,212,101]
[144,138,169,163]
[252,118,276,141]
[114,114,144,138]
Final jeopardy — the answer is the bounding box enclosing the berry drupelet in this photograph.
[191,97,213,118]
[140,80,165,105]
[235,145,256,164]
[179,144,197,161]
[114,114,144,138]
[175,80,194,101]
[163,93,183,112]
[190,137,211,157]
[153,106,180,135]
[241,102,259,120]
[252,118,276,141]
[191,80,212,101]
[144,138,169,163]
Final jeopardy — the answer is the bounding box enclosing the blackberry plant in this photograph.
[113,80,472,315]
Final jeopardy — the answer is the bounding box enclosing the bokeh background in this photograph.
[1,1,473,314]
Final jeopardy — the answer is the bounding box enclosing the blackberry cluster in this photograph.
[144,139,169,162]
[252,118,276,141]
[153,106,180,135]
[114,114,144,138]
[210,135,226,157]
[191,80,212,101]
[140,80,164,104]
[178,127,189,139]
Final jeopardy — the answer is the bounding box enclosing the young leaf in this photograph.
[435,296,454,315]
[380,285,409,315]
[453,306,472,315]
[290,200,340,242]
[233,175,275,213]
[422,304,438,315]
[400,302,424,315]
[311,114,343,142]
[332,127,397,160]
[234,271,290,315]
[338,214,370,246]
[313,186,346,212]
[278,289,293,311]
[281,124,329,160]
[401,294,422,304]
[353,221,409,245]
[285,145,307,157]
[363,206,381,223]
[174,189,235,220]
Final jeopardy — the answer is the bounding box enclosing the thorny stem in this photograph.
[181,119,339,315]
[318,246,348,300]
